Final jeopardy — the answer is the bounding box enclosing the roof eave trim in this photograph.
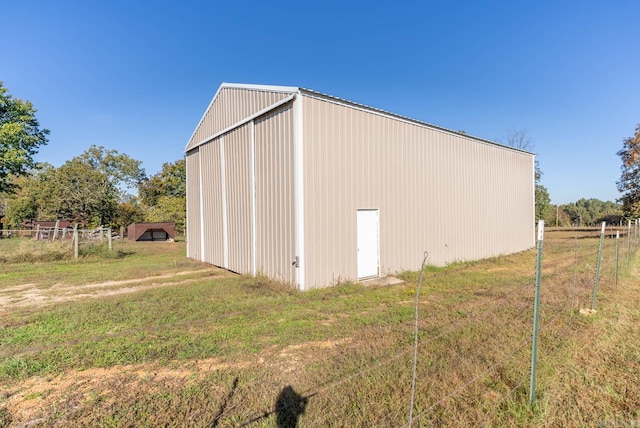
[220,82,300,93]
[184,84,225,151]
[184,83,300,151]
[185,93,297,153]
[297,88,534,156]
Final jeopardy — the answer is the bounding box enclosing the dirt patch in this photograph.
[2,338,350,426]
[275,338,352,373]
[2,357,250,425]
[50,269,215,291]
[0,269,220,311]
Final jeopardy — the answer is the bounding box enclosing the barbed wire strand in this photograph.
[233,233,619,426]
[407,232,592,426]
[238,284,534,425]
[567,231,580,330]
[409,280,532,348]
[407,336,532,427]
[238,250,561,426]
[238,346,413,426]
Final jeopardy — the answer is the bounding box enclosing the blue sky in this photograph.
[2,1,639,204]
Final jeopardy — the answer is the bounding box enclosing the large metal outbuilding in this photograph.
[185,83,535,290]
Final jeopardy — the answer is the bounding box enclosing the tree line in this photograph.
[0,81,185,233]
[617,123,640,219]
[3,81,639,233]
[544,198,622,227]
[503,130,625,226]
[1,146,185,233]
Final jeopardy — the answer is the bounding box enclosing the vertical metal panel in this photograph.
[250,121,257,275]
[302,95,534,289]
[185,149,201,260]
[188,88,293,150]
[187,94,294,278]
[224,124,253,274]
[219,138,229,268]
[254,103,296,284]
[199,139,225,267]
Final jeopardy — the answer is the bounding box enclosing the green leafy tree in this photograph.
[3,163,53,227]
[6,196,38,227]
[535,183,552,222]
[564,200,589,226]
[617,124,640,218]
[76,145,146,197]
[113,201,145,233]
[30,147,145,227]
[139,159,186,234]
[564,198,622,226]
[0,82,49,194]
[0,196,7,225]
[40,159,119,226]
[139,159,185,206]
[549,204,572,227]
[145,196,186,233]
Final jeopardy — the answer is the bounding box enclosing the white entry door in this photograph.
[357,209,380,279]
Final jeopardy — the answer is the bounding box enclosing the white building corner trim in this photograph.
[250,120,257,276]
[294,93,306,290]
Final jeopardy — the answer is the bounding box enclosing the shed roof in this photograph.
[186,83,533,156]
[127,222,176,241]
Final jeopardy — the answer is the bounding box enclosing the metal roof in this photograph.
[187,83,533,156]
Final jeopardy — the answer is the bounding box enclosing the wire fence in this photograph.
[3,223,633,425]
[228,224,637,426]
[0,226,121,262]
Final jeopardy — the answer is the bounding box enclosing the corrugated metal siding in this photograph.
[200,139,225,267]
[302,95,534,289]
[255,104,296,284]
[185,149,201,260]
[224,124,253,274]
[187,88,293,150]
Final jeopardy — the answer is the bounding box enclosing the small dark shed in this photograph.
[128,223,176,242]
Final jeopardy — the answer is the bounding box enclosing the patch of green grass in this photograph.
[0,276,420,380]
[0,240,201,288]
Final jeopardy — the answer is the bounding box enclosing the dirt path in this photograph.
[0,269,222,311]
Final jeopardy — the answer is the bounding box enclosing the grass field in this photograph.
[0,230,638,427]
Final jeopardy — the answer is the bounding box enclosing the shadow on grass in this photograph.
[235,385,312,427]
[275,386,308,428]
[210,377,239,427]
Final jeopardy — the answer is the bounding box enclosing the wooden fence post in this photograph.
[73,224,79,259]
